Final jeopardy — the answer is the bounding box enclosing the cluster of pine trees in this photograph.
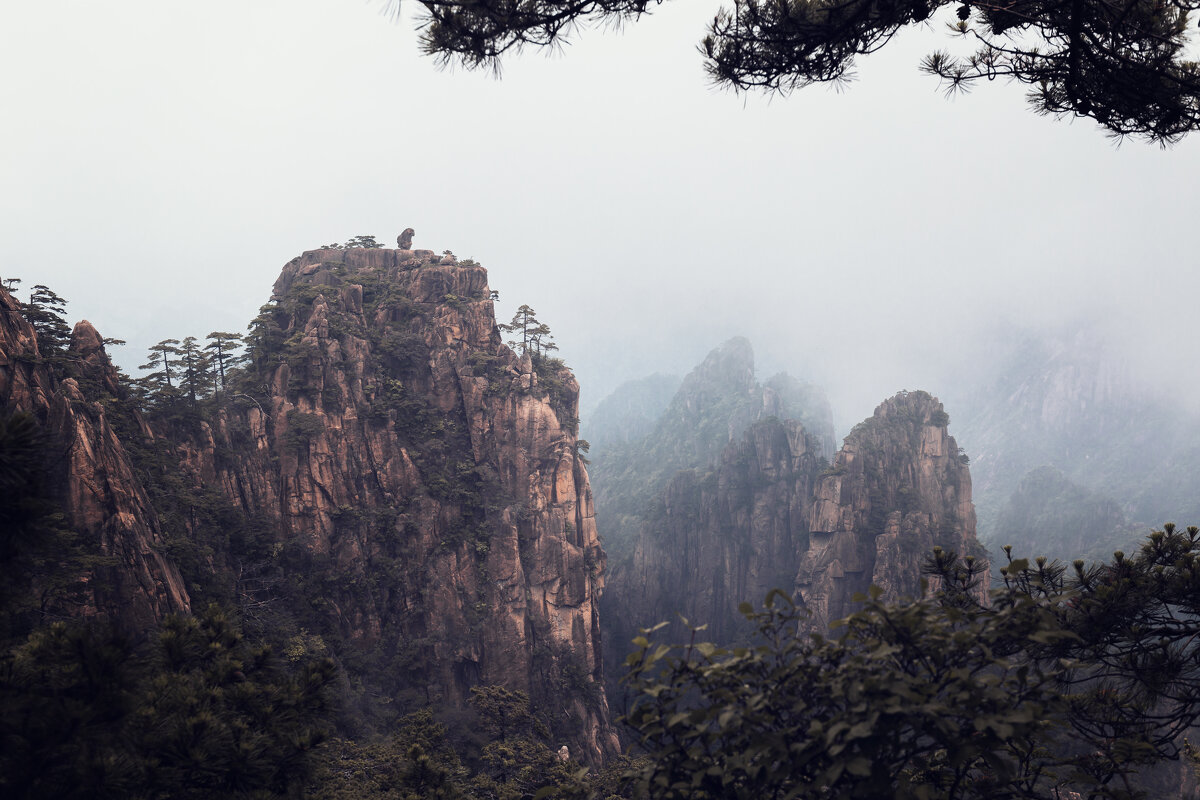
[136,332,245,406]
[6,277,248,411]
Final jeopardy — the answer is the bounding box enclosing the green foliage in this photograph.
[0,619,143,799]
[0,412,50,563]
[284,409,325,452]
[533,353,574,425]
[310,696,629,800]
[243,300,288,380]
[819,460,846,477]
[622,525,1200,800]
[499,304,556,357]
[466,686,582,799]
[311,709,470,799]
[624,593,1061,799]
[205,330,245,395]
[135,333,226,424]
[376,328,427,371]
[140,337,182,393]
[19,284,72,373]
[0,605,337,800]
[345,235,384,249]
[177,335,214,403]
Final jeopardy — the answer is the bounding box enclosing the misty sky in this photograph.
[3,1,1198,433]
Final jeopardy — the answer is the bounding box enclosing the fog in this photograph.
[3,0,1198,433]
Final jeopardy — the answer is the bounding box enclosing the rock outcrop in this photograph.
[588,337,836,556]
[0,286,190,629]
[169,247,617,760]
[611,417,824,648]
[604,390,982,672]
[799,390,981,628]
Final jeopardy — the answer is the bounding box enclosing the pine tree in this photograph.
[139,339,182,398]
[244,302,286,378]
[500,304,546,356]
[411,0,1200,143]
[528,322,557,358]
[0,412,95,638]
[177,336,212,404]
[0,606,337,800]
[204,331,244,396]
[20,285,72,362]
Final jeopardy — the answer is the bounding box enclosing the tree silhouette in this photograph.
[500,304,556,357]
[177,336,212,404]
[140,338,182,396]
[408,0,1200,143]
[20,285,71,362]
[205,331,244,396]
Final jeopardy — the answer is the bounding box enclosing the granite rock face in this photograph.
[172,248,617,760]
[610,417,824,649]
[0,287,190,629]
[604,390,982,663]
[799,390,982,629]
[589,337,836,556]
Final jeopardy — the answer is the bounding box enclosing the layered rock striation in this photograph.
[799,390,982,629]
[0,286,190,629]
[169,247,617,759]
[604,390,982,670]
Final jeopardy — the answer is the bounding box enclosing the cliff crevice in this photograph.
[0,287,190,629]
[167,247,617,760]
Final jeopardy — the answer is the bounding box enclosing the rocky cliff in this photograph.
[164,247,617,759]
[588,337,836,556]
[0,286,190,630]
[799,390,982,629]
[610,417,824,648]
[604,390,982,672]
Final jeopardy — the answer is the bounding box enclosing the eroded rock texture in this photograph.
[613,418,824,647]
[605,390,982,667]
[171,248,616,759]
[799,390,982,629]
[0,286,190,629]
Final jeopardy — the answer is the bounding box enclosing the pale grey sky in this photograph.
[3,1,1198,430]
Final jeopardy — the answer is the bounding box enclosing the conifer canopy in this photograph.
[408,0,1200,143]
